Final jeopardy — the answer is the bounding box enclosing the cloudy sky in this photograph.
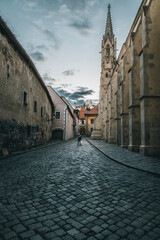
[0,0,142,105]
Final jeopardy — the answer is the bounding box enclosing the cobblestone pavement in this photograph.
[0,139,160,240]
[87,138,160,176]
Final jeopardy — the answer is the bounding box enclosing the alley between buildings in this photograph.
[0,139,160,240]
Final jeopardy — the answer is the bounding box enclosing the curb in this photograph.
[86,138,160,178]
[0,141,62,161]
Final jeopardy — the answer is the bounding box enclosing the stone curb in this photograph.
[0,141,62,161]
[86,138,160,178]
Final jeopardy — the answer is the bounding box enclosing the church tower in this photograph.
[99,4,116,102]
[91,3,116,140]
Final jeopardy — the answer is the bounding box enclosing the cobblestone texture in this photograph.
[0,138,160,239]
[88,138,160,176]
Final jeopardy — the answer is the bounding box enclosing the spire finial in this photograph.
[104,3,114,42]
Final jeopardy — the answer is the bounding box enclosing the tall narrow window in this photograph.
[34,101,37,112]
[55,112,60,119]
[23,91,28,106]
[106,73,109,78]
[7,64,10,79]
[106,45,110,57]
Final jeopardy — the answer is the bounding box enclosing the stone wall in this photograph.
[0,17,53,155]
[94,0,160,156]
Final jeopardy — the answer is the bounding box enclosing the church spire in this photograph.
[104,4,114,42]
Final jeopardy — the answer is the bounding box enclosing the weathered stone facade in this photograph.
[0,17,54,155]
[92,0,160,156]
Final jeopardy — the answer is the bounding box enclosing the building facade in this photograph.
[47,86,77,140]
[0,17,54,156]
[92,0,160,156]
[75,101,99,136]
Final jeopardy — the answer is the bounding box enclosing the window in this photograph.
[23,91,28,106]
[7,64,10,79]
[91,119,94,124]
[34,101,37,112]
[106,44,110,57]
[82,120,84,125]
[41,107,43,117]
[106,73,108,78]
[55,111,60,119]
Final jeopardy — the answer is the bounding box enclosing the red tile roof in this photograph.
[78,104,99,119]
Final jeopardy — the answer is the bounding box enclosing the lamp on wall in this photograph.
[46,114,55,122]
[53,113,56,120]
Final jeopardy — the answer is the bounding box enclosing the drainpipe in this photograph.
[64,107,67,140]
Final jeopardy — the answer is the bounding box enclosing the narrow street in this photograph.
[0,139,160,240]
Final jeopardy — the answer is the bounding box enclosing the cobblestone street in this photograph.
[0,139,160,240]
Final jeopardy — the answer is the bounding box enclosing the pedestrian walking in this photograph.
[77,133,82,146]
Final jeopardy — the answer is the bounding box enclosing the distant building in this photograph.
[0,17,54,156]
[47,86,77,140]
[74,101,99,136]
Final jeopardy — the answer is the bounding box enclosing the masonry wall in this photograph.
[0,19,53,155]
[139,0,160,155]
[97,0,160,156]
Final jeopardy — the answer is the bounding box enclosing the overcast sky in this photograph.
[0,0,142,105]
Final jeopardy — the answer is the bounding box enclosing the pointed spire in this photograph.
[104,3,114,42]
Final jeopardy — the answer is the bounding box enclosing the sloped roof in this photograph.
[78,104,99,119]
[47,86,74,119]
[84,104,99,115]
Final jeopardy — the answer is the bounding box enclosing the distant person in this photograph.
[77,133,82,146]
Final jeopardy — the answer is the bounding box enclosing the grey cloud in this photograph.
[61,83,72,88]
[77,86,95,93]
[62,69,79,76]
[92,99,99,105]
[54,86,95,104]
[70,19,91,30]
[36,44,49,51]
[30,51,45,61]
[77,100,85,105]
[55,88,71,98]
[69,19,92,35]
[43,73,56,83]
[69,87,95,100]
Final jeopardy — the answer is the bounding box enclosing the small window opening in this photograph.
[34,101,37,112]
[41,107,43,117]
[23,91,28,106]
[106,45,110,57]
[55,112,60,119]
[7,64,10,79]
